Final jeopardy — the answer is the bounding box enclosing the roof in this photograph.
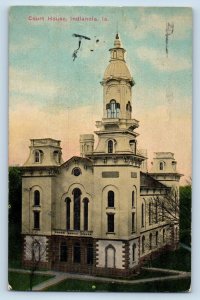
[104,60,132,80]
[140,172,169,189]
[60,156,93,168]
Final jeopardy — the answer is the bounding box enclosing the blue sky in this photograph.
[9,6,192,183]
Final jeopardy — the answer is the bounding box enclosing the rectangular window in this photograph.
[132,212,135,232]
[33,211,40,229]
[74,243,81,263]
[107,214,114,233]
[87,244,93,265]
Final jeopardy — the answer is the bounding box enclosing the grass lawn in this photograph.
[8,271,54,291]
[148,248,191,272]
[45,278,190,292]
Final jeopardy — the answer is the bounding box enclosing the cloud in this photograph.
[126,12,192,40]
[135,47,192,72]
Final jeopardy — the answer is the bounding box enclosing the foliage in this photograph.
[45,278,190,292]
[8,271,54,291]
[179,185,191,245]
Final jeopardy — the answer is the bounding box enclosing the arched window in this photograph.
[73,188,81,230]
[83,198,89,231]
[113,50,117,59]
[34,150,43,163]
[132,244,136,262]
[34,190,40,206]
[132,191,135,207]
[108,140,114,153]
[141,203,144,227]
[159,162,164,170]
[32,240,41,262]
[105,245,116,268]
[60,241,68,262]
[73,242,81,263]
[108,191,114,207]
[142,236,145,253]
[106,100,120,118]
[53,150,61,164]
[65,197,71,230]
[126,101,132,112]
[87,243,93,265]
[149,233,153,250]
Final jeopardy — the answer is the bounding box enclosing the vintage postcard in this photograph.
[8,6,192,292]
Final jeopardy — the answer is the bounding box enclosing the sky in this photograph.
[9,6,192,184]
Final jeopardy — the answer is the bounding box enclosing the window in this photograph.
[34,190,40,206]
[53,151,61,164]
[141,203,144,227]
[83,198,89,231]
[72,167,81,176]
[106,100,120,118]
[33,211,40,229]
[60,242,68,262]
[73,242,81,263]
[132,244,136,262]
[142,236,145,253]
[163,229,165,243]
[34,150,43,163]
[161,202,165,221]
[159,162,164,170]
[132,191,135,207]
[155,201,158,223]
[149,202,152,225]
[87,244,93,265]
[126,101,132,112]
[108,140,114,153]
[108,191,114,207]
[149,233,152,250]
[155,231,158,247]
[105,245,115,268]
[35,150,40,163]
[66,197,71,230]
[32,240,41,262]
[107,214,114,233]
[132,212,135,232]
[73,188,81,230]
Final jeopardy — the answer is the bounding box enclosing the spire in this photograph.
[114,33,121,48]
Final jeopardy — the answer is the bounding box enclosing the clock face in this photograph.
[73,168,81,176]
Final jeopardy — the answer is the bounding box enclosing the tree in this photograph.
[179,185,191,245]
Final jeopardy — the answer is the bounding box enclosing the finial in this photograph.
[114,33,121,48]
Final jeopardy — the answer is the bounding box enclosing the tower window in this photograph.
[107,214,115,233]
[34,150,43,163]
[159,162,164,170]
[73,188,81,230]
[108,191,114,207]
[107,100,120,118]
[108,140,114,153]
[132,191,135,207]
[126,101,132,112]
[34,190,40,206]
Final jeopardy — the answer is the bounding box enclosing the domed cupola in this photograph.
[101,34,135,120]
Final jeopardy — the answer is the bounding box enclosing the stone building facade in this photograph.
[21,34,182,277]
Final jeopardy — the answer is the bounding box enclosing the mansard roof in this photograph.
[140,172,169,190]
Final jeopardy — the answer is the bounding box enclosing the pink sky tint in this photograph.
[9,102,191,185]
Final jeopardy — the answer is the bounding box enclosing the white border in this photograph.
[0,0,199,299]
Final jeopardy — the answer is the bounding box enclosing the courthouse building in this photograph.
[21,34,181,277]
